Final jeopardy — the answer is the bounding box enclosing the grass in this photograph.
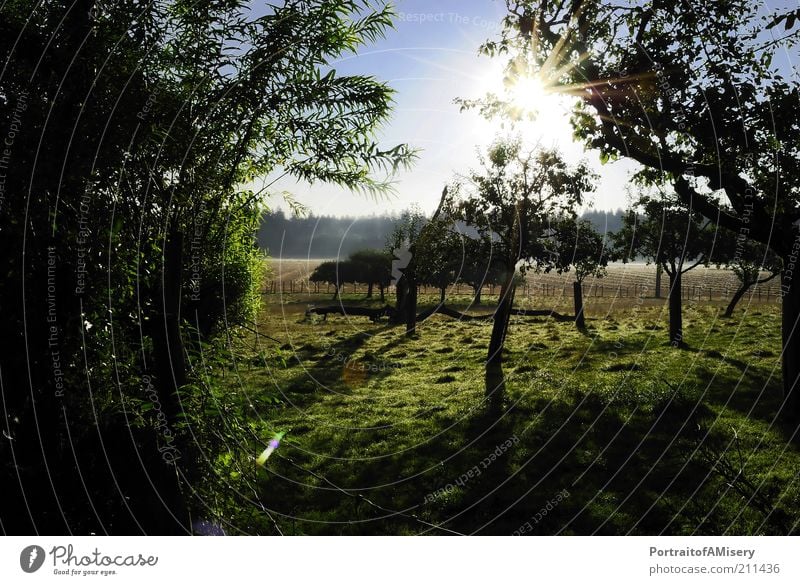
[205,294,800,535]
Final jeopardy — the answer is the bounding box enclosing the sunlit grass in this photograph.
[214,298,798,535]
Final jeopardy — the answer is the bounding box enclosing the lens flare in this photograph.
[256,431,285,467]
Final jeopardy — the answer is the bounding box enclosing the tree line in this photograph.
[259,207,624,258]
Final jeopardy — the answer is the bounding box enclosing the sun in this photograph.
[469,59,576,147]
[508,74,550,112]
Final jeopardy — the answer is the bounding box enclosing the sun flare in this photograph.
[508,75,550,112]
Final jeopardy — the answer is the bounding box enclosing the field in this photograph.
[207,282,800,535]
[265,259,782,307]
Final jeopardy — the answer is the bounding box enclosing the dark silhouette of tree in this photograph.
[613,190,715,347]
[552,218,610,329]
[450,138,595,364]
[348,249,392,300]
[714,231,782,318]
[311,261,344,299]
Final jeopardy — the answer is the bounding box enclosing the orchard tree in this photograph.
[349,249,392,300]
[385,194,449,336]
[459,236,505,306]
[450,138,595,364]
[415,219,462,303]
[385,207,426,332]
[613,190,715,347]
[552,217,610,329]
[311,261,346,299]
[478,0,800,420]
[715,232,782,318]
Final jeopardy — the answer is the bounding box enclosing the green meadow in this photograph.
[207,294,800,535]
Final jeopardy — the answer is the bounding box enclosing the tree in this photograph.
[385,196,449,336]
[311,261,343,298]
[613,190,715,347]
[450,138,595,364]
[0,0,413,534]
[415,220,462,303]
[481,0,800,420]
[349,249,392,300]
[459,237,506,306]
[714,232,782,318]
[552,218,610,329]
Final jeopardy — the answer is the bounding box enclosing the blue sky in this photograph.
[264,0,800,218]
[261,0,638,217]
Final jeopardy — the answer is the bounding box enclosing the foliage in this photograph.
[348,249,393,291]
[309,249,392,295]
[414,219,462,295]
[449,137,597,275]
[550,217,610,283]
[0,0,413,533]
[613,189,715,277]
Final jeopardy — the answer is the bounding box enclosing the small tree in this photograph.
[451,138,595,364]
[614,189,715,346]
[385,207,426,331]
[552,217,610,328]
[349,249,392,300]
[310,260,356,299]
[714,232,782,318]
[415,220,462,303]
[459,236,505,306]
[385,194,449,336]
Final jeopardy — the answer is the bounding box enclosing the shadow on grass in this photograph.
[240,323,798,536]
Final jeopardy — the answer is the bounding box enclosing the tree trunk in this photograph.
[781,270,800,424]
[391,273,417,332]
[379,284,385,302]
[655,264,663,299]
[573,280,585,329]
[724,281,754,318]
[366,282,373,298]
[405,280,417,336]
[488,278,516,365]
[391,276,406,324]
[474,286,482,305]
[668,270,683,346]
[440,285,446,303]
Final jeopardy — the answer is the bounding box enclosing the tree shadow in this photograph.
[443,385,794,536]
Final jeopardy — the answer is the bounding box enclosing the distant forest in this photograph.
[258,208,625,258]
